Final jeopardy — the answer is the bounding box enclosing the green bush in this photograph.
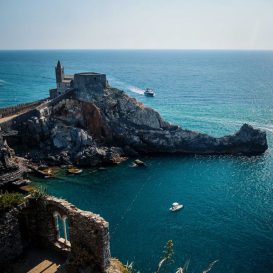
[30,185,47,200]
[0,191,24,213]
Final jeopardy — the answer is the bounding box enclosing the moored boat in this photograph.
[169,202,184,212]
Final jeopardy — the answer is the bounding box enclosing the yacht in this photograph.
[144,88,155,97]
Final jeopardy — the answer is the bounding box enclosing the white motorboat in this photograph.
[144,88,155,97]
[169,202,184,212]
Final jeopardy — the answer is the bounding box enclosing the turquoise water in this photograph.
[1,50,273,272]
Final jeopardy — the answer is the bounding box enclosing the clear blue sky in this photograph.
[0,0,273,50]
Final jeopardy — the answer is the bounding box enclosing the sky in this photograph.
[0,0,273,50]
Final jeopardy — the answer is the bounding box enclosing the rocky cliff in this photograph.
[0,132,26,187]
[4,80,268,167]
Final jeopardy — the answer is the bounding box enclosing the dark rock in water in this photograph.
[67,166,82,175]
[2,76,268,168]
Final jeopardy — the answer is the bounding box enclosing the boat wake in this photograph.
[182,115,273,135]
[202,260,219,273]
[0,79,7,86]
[128,85,144,95]
[107,76,144,95]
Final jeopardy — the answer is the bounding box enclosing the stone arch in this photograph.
[53,211,70,246]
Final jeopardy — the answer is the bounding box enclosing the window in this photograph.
[53,211,70,246]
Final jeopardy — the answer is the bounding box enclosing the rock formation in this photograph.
[0,131,25,187]
[2,73,268,167]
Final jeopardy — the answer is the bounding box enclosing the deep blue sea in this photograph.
[1,50,273,273]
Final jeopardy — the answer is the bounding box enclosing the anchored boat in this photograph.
[169,202,184,212]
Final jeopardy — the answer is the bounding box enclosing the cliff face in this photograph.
[0,134,25,186]
[6,81,268,166]
[95,88,267,155]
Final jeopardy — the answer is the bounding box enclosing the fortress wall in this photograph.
[47,88,75,108]
[73,73,107,101]
[0,90,74,132]
[0,99,47,119]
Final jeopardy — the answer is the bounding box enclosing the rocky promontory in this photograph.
[0,72,268,167]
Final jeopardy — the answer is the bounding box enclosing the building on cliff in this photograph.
[49,61,108,99]
[49,60,74,99]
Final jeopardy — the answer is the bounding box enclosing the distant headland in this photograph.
[0,60,268,186]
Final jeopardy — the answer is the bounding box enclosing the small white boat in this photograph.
[144,88,155,97]
[169,202,184,212]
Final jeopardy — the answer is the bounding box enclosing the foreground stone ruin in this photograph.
[0,195,111,273]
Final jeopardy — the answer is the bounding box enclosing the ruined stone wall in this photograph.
[0,195,111,272]
[22,196,111,273]
[0,204,26,269]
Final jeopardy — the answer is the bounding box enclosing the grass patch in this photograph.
[29,185,47,200]
[0,191,24,213]
[110,259,132,273]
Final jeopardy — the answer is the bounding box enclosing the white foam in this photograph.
[108,76,145,95]
[128,85,144,95]
[0,79,7,85]
[181,115,273,134]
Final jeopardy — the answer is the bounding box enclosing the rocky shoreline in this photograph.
[0,69,269,273]
[0,72,268,175]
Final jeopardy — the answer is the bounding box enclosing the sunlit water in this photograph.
[0,50,273,273]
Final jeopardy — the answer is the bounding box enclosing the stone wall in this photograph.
[0,195,111,273]
[0,204,26,269]
[73,73,108,101]
[0,99,47,118]
[49,88,58,99]
[31,196,111,273]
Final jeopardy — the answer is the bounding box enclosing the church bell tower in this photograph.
[55,60,64,84]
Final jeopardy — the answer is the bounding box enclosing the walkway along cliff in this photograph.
[0,62,268,168]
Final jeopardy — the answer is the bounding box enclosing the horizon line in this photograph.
[0,48,273,51]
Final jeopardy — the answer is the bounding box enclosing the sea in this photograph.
[0,50,273,273]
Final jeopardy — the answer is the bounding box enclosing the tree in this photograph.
[155,240,174,273]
